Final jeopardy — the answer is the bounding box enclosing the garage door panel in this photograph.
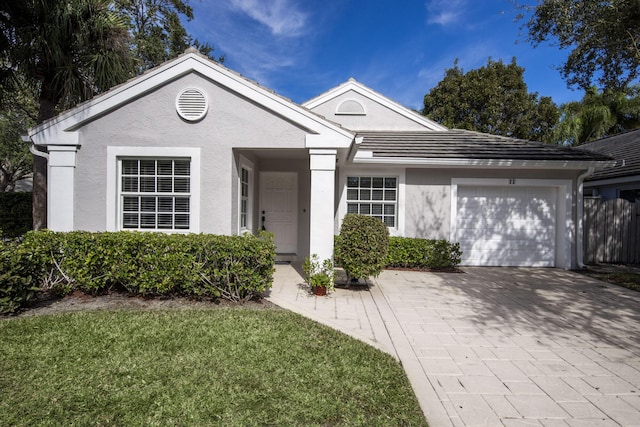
[456,186,556,267]
[461,250,554,267]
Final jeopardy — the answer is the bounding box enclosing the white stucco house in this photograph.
[26,49,614,269]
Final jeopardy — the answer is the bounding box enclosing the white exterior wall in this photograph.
[74,73,308,233]
[309,90,430,131]
[337,166,582,268]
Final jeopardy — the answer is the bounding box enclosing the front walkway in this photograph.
[266,264,640,427]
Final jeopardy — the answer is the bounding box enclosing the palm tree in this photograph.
[553,86,640,146]
[1,0,134,229]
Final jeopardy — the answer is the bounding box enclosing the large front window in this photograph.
[120,158,191,230]
[346,176,397,227]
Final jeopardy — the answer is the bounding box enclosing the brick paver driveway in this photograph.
[372,267,640,426]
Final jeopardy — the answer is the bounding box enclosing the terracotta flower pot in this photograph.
[313,286,327,296]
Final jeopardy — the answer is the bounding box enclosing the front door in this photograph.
[259,172,298,254]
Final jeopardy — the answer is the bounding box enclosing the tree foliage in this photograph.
[1,0,219,230]
[519,0,640,90]
[1,0,134,228]
[552,86,640,145]
[423,58,560,142]
[114,0,220,73]
[0,81,36,192]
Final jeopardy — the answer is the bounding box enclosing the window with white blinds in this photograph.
[120,158,191,230]
[346,176,397,227]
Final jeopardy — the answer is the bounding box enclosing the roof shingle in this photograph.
[576,129,640,180]
[357,130,613,162]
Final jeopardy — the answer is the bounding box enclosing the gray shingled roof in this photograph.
[576,129,640,181]
[356,130,613,161]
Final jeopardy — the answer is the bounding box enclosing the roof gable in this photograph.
[29,49,353,146]
[303,78,446,132]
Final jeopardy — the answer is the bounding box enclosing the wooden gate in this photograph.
[583,198,640,264]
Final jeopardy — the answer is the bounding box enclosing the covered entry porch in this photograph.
[234,146,345,262]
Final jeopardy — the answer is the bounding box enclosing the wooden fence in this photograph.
[583,198,640,264]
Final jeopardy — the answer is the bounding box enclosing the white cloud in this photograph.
[185,1,318,94]
[230,0,308,36]
[425,0,467,26]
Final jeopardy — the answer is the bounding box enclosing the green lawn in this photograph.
[0,309,428,426]
[589,272,640,292]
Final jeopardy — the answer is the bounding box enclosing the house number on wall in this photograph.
[509,179,516,185]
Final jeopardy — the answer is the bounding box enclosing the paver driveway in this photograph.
[372,267,640,427]
[268,265,640,426]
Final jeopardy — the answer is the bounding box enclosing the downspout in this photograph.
[576,166,594,269]
[22,135,49,160]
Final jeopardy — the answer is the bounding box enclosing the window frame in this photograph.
[107,147,200,233]
[238,155,254,233]
[338,168,405,236]
[346,176,398,228]
[119,158,192,231]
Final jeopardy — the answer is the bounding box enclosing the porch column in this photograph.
[309,149,337,262]
[47,145,78,231]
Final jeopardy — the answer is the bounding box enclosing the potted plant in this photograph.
[302,254,335,296]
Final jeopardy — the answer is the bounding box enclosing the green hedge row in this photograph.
[335,235,461,272]
[0,192,32,238]
[387,237,461,270]
[1,230,276,314]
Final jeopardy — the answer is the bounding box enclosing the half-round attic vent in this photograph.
[336,99,366,115]
[176,88,208,121]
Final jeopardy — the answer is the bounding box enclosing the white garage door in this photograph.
[456,186,556,267]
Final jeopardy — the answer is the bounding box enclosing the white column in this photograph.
[47,146,78,231]
[309,149,337,262]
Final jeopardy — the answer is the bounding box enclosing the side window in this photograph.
[240,167,250,229]
[346,176,397,227]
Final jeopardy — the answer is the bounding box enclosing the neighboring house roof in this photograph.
[353,130,613,167]
[576,129,640,181]
[302,78,447,131]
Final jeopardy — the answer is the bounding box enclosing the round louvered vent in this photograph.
[176,88,208,121]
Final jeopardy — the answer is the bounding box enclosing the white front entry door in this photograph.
[259,172,298,254]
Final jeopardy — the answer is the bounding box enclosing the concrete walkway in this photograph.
[266,264,640,427]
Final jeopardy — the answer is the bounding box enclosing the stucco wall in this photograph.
[309,90,428,131]
[404,168,581,241]
[74,72,308,233]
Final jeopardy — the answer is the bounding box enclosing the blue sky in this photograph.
[185,0,580,111]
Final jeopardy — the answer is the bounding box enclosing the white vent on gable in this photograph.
[176,88,208,121]
[336,99,366,115]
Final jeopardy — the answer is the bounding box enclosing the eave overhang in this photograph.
[352,151,616,170]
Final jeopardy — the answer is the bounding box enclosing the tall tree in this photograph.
[115,0,219,72]
[1,0,134,229]
[519,0,640,90]
[0,79,37,192]
[552,86,640,145]
[423,58,560,142]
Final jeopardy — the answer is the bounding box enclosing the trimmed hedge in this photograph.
[335,235,462,272]
[0,192,32,238]
[335,214,389,280]
[387,237,461,270]
[0,239,39,314]
[0,230,276,314]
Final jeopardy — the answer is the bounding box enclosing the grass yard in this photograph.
[588,272,640,292]
[0,309,428,426]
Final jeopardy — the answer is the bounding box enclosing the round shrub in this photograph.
[337,214,389,280]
